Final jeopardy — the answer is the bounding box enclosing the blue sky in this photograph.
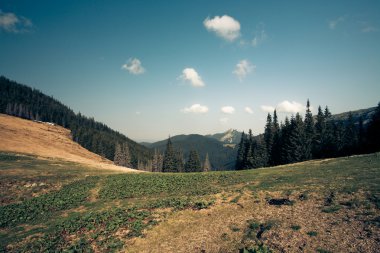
[1,0,379,141]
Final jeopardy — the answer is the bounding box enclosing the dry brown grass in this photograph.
[0,114,139,172]
[128,190,380,253]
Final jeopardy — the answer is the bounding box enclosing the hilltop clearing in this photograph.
[0,114,138,172]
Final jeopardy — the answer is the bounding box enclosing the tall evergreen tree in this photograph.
[235,131,247,170]
[271,110,281,166]
[280,117,291,164]
[313,106,325,158]
[203,153,212,172]
[185,150,202,172]
[264,113,273,165]
[114,143,122,166]
[175,149,185,172]
[304,99,314,160]
[287,113,305,163]
[122,143,132,168]
[162,137,178,172]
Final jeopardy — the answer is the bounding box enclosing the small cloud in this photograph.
[181,104,208,114]
[179,68,205,87]
[219,117,229,124]
[0,9,33,33]
[329,16,345,30]
[221,106,235,114]
[135,111,141,115]
[203,15,241,41]
[260,105,275,113]
[245,107,253,114]
[251,23,267,47]
[277,100,305,114]
[233,60,255,81]
[121,58,145,75]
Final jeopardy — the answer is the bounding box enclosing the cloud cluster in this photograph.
[121,58,145,75]
[261,101,306,114]
[233,60,255,81]
[203,15,241,41]
[221,106,235,114]
[179,68,204,87]
[260,105,275,113]
[181,104,208,114]
[0,9,33,33]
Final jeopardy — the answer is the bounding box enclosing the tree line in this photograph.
[236,100,380,170]
[153,137,212,173]
[0,76,152,168]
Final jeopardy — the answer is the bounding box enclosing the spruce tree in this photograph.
[287,113,305,163]
[114,142,122,166]
[235,132,247,170]
[162,137,178,172]
[313,106,325,158]
[185,150,202,172]
[264,113,273,165]
[271,110,281,166]
[175,149,185,172]
[343,112,358,155]
[280,117,291,164]
[122,143,132,168]
[203,153,212,172]
[304,99,314,160]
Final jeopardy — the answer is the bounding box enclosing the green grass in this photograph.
[0,152,379,252]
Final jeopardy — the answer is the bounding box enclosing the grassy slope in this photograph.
[0,152,379,252]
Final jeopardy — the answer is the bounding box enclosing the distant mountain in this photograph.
[146,134,237,170]
[328,107,376,126]
[206,129,242,146]
[0,76,152,168]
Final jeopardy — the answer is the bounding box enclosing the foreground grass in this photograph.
[0,152,379,252]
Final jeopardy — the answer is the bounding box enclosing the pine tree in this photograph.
[235,131,247,170]
[203,153,212,172]
[114,142,122,166]
[175,149,185,172]
[280,117,291,164]
[313,106,325,158]
[162,137,178,172]
[287,113,305,163]
[304,99,314,160]
[264,113,273,165]
[185,150,202,172]
[271,110,281,166]
[122,143,132,168]
[152,149,161,172]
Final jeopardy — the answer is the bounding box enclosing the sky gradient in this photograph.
[1,0,379,141]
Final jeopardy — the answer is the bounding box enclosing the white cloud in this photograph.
[179,68,204,87]
[121,58,145,75]
[203,15,241,41]
[362,25,378,33]
[219,117,229,124]
[245,107,253,114]
[277,100,305,113]
[329,16,345,30]
[260,105,275,113]
[221,106,235,114]
[135,111,141,115]
[0,9,33,33]
[181,104,208,114]
[233,60,255,81]
[251,23,267,47]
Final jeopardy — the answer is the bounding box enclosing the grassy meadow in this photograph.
[0,152,379,252]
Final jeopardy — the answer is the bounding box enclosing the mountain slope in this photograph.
[0,76,151,168]
[148,134,237,170]
[206,129,242,145]
[0,114,139,172]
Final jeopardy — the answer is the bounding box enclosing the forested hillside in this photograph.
[0,76,151,168]
[147,134,236,170]
[236,100,380,170]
